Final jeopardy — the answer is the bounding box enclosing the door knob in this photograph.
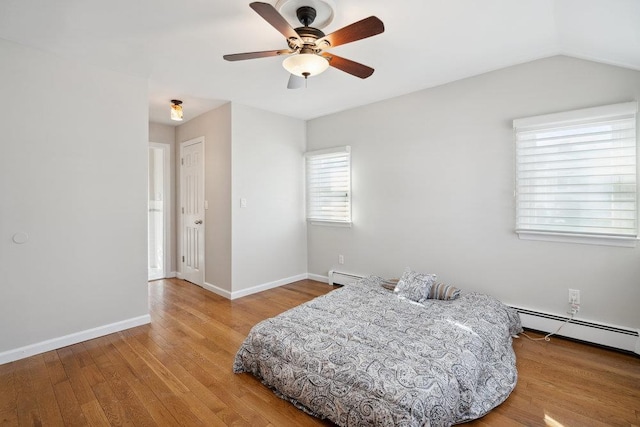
[194,220,203,225]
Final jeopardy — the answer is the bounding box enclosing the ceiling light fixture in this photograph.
[170,99,183,121]
[282,52,329,80]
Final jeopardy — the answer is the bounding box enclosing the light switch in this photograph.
[204,200,209,210]
[240,198,247,208]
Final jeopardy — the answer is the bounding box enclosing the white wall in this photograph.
[149,122,176,145]
[0,39,149,358]
[306,56,640,330]
[149,122,177,275]
[174,103,307,295]
[231,104,307,292]
[175,104,233,291]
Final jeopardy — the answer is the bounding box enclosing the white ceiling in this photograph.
[1,0,639,125]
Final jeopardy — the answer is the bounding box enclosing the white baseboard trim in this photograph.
[513,306,639,354]
[166,271,178,279]
[203,273,311,300]
[308,273,329,284]
[202,281,232,299]
[0,314,151,365]
[230,273,309,300]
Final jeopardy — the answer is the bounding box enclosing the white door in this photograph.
[180,138,205,286]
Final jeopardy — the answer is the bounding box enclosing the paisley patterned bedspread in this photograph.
[233,276,522,426]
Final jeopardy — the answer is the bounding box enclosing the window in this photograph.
[513,102,638,247]
[305,146,351,225]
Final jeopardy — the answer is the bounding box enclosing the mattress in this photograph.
[234,276,522,426]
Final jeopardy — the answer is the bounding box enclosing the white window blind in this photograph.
[305,146,351,224]
[513,102,638,244]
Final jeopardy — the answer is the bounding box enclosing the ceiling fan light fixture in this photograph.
[170,99,183,121]
[282,53,329,78]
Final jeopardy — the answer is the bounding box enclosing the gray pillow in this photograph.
[394,269,437,302]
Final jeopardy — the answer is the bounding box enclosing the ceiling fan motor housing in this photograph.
[295,26,325,41]
[292,7,327,50]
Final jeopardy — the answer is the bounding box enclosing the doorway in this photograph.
[148,142,171,281]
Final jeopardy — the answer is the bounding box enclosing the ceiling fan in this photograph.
[223,2,384,89]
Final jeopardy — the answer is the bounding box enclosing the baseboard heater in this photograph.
[512,306,640,355]
[328,270,365,286]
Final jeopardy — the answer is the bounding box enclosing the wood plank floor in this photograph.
[1,278,638,426]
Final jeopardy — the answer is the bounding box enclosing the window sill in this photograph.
[517,231,638,248]
[308,220,352,228]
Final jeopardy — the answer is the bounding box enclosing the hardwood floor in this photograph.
[1,278,638,426]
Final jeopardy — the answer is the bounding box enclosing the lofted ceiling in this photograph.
[1,0,639,125]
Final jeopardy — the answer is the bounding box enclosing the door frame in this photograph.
[148,142,172,281]
[178,136,205,286]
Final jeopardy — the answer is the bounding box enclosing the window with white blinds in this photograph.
[305,146,351,224]
[513,102,638,246]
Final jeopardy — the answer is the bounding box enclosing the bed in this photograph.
[233,275,522,426]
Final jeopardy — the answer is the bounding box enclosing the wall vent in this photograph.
[328,270,364,286]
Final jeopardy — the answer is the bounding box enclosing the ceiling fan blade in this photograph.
[318,16,384,48]
[287,74,304,89]
[223,49,292,61]
[250,2,300,41]
[321,53,375,79]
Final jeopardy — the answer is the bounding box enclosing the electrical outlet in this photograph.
[568,289,580,304]
[338,254,344,265]
[568,288,580,315]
